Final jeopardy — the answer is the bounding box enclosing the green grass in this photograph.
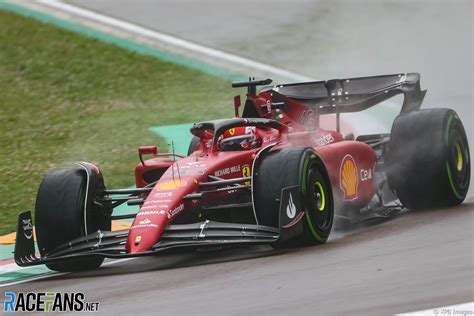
[0,10,234,234]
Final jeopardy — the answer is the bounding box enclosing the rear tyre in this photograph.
[386,108,470,210]
[254,147,334,246]
[35,166,111,272]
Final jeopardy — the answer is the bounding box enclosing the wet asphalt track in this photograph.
[8,199,474,315]
[6,1,473,315]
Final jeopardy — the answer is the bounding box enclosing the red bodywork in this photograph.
[127,91,376,254]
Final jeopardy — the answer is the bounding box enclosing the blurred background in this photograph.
[68,0,472,132]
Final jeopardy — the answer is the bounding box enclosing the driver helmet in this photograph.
[219,127,261,151]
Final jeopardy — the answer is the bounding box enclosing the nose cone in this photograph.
[126,211,168,253]
[126,164,203,253]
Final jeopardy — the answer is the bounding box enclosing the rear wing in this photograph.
[270,73,426,115]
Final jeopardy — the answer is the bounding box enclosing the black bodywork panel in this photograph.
[268,73,426,114]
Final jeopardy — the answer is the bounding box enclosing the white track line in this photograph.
[38,0,314,82]
[1,262,35,273]
[396,302,474,315]
[0,271,67,288]
[0,258,136,288]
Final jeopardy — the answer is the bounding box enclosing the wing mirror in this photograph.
[138,146,158,165]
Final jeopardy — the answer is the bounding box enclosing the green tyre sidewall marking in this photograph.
[301,151,325,242]
[445,114,464,200]
[446,161,463,200]
[444,114,454,146]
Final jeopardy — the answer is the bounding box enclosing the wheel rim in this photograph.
[314,181,326,211]
[455,143,463,172]
[446,117,470,199]
[448,129,470,189]
[306,166,331,230]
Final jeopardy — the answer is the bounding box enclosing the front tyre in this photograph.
[254,147,334,247]
[35,165,111,272]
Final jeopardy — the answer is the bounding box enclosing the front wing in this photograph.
[14,210,282,267]
[14,182,306,267]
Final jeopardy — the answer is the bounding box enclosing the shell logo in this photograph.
[158,180,187,190]
[340,155,358,200]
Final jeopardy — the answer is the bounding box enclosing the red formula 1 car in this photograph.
[14,73,470,272]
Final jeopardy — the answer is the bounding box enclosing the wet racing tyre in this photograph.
[254,147,334,247]
[35,165,111,272]
[386,108,470,210]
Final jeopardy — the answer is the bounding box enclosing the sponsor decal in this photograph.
[314,134,335,146]
[3,292,99,313]
[279,186,305,229]
[154,192,173,198]
[139,218,152,225]
[131,223,158,229]
[263,135,277,143]
[243,118,272,125]
[171,168,204,176]
[187,161,203,166]
[242,165,251,177]
[141,200,161,209]
[158,180,187,190]
[180,163,206,169]
[266,100,272,112]
[22,218,33,240]
[168,203,184,218]
[214,165,241,177]
[245,126,256,134]
[137,210,165,216]
[360,168,373,181]
[140,204,159,210]
[340,155,359,200]
[286,193,297,219]
[134,235,141,245]
[193,123,204,129]
[179,163,207,171]
[242,164,251,185]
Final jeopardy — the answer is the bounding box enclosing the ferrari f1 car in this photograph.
[14,73,470,272]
